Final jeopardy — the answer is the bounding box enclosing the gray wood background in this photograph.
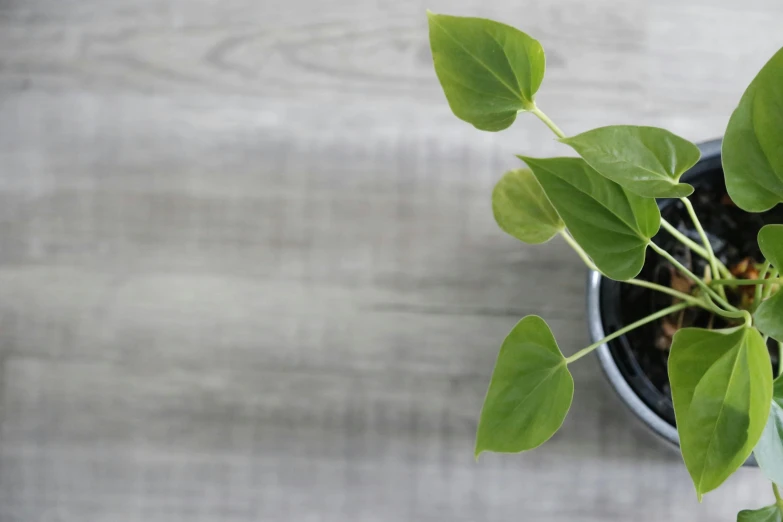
[0,0,780,520]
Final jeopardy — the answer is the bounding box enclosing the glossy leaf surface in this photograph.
[755,225,783,341]
[759,225,783,268]
[520,156,660,280]
[723,47,783,212]
[738,505,783,522]
[753,378,783,485]
[475,316,573,457]
[756,292,783,343]
[560,125,700,198]
[492,169,564,244]
[428,12,545,131]
[669,327,772,499]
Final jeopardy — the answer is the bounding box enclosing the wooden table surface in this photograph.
[0,0,781,520]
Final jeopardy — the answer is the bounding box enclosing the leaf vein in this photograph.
[431,17,523,103]
[696,342,744,494]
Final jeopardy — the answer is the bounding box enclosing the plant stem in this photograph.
[624,279,745,324]
[624,278,704,308]
[712,278,780,287]
[680,197,725,299]
[527,111,594,274]
[755,261,772,310]
[529,106,567,139]
[566,302,690,364]
[660,219,733,279]
[699,299,751,326]
[764,269,780,300]
[774,483,782,506]
[559,230,598,271]
[649,241,743,315]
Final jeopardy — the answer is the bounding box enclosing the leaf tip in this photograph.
[425,10,440,28]
[474,443,485,462]
[516,154,534,165]
[676,183,695,198]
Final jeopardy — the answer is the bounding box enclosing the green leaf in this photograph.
[753,378,783,485]
[475,315,573,457]
[427,12,545,131]
[519,156,660,281]
[559,125,700,198]
[738,505,783,522]
[755,225,783,342]
[492,169,564,244]
[669,326,773,500]
[723,47,783,212]
[759,224,783,268]
[756,291,783,342]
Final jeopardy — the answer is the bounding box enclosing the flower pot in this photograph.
[587,138,783,450]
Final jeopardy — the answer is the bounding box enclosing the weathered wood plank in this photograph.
[0,0,779,519]
[0,358,771,521]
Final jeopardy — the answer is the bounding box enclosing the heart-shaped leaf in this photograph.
[492,169,564,244]
[475,315,573,457]
[723,47,783,212]
[753,378,783,485]
[559,125,700,198]
[519,156,660,281]
[759,224,783,268]
[738,505,783,522]
[669,326,773,500]
[427,12,545,131]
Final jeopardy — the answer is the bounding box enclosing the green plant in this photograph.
[427,11,783,519]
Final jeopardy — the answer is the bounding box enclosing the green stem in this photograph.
[559,230,598,271]
[680,197,725,299]
[694,295,750,325]
[660,219,733,279]
[764,269,780,300]
[624,278,705,308]
[712,278,780,287]
[566,302,690,364]
[649,241,742,315]
[624,278,743,325]
[755,261,772,310]
[530,106,566,139]
[774,483,782,506]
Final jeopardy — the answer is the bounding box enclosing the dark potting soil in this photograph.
[599,170,783,427]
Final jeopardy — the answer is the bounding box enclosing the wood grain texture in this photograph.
[0,0,780,520]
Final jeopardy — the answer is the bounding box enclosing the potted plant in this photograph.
[589,139,783,454]
[426,11,783,520]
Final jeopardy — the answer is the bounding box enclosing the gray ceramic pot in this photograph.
[588,268,681,447]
